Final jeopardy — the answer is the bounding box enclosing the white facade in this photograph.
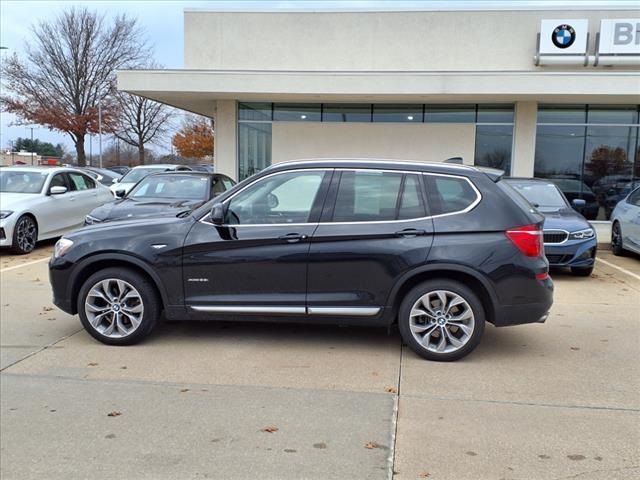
[118,5,640,222]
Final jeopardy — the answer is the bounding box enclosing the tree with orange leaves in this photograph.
[172,116,214,159]
[0,8,148,166]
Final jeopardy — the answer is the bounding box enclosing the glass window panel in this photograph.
[227,170,325,225]
[273,103,321,122]
[474,125,513,174]
[322,104,372,122]
[238,122,272,180]
[238,102,272,121]
[476,104,514,124]
[426,176,478,215]
[587,105,639,125]
[537,105,586,124]
[424,105,475,123]
[372,104,423,123]
[333,171,403,221]
[585,125,638,220]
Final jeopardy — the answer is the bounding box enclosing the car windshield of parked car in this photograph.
[127,175,209,200]
[0,170,47,193]
[509,181,568,210]
[120,167,165,184]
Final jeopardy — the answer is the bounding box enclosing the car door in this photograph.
[37,172,75,237]
[306,169,434,318]
[67,172,102,229]
[623,188,640,249]
[182,169,331,314]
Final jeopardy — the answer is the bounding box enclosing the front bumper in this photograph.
[0,217,16,247]
[544,237,597,268]
[49,256,77,315]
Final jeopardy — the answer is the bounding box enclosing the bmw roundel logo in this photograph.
[552,24,576,49]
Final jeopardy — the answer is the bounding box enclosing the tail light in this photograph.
[505,224,543,257]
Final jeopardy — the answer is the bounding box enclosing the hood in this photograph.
[539,208,591,232]
[0,192,40,211]
[89,197,205,222]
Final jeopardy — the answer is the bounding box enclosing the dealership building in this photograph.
[118,4,640,221]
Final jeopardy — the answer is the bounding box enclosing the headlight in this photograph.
[569,228,595,240]
[85,214,103,225]
[0,210,13,219]
[54,238,74,258]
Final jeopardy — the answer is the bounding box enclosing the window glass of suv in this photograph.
[398,174,426,219]
[426,175,478,216]
[333,171,403,222]
[226,170,326,225]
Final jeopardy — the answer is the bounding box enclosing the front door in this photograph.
[307,169,434,318]
[183,169,331,315]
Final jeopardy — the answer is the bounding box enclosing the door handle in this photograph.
[395,228,426,237]
[278,233,308,243]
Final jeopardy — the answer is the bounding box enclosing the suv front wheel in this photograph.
[398,279,485,361]
[78,268,159,345]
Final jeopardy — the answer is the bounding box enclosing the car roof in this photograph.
[264,158,492,178]
[130,164,186,169]
[145,171,220,178]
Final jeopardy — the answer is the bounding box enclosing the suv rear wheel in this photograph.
[78,268,159,345]
[398,279,485,361]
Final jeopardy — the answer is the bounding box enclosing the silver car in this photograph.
[0,166,114,254]
[610,186,640,256]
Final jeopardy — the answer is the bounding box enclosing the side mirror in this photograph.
[112,178,119,184]
[50,186,67,195]
[210,203,225,225]
[115,189,126,198]
[572,198,586,208]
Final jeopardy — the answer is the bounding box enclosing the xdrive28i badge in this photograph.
[552,24,576,48]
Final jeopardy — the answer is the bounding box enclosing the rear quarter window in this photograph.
[425,175,478,216]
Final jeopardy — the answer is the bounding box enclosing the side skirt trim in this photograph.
[189,306,382,316]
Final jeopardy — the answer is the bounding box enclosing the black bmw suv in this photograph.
[50,160,553,361]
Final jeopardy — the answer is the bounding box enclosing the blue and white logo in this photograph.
[552,24,576,48]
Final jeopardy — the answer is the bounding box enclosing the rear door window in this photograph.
[332,171,403,222]
[425,175,478,216]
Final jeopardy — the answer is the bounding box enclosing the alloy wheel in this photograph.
[408,290,475,354]
[16,216,37,253]
[84,278,144,338]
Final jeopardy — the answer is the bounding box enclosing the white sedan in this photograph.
[611,185,640,256]
[110,164,192,196]
[0,166,114,254]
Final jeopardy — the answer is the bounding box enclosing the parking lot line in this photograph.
[0,257,49,273]
[596,257,640,282]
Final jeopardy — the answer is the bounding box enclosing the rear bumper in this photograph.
[493,277,553,327]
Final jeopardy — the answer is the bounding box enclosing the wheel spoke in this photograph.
[86,303,110,314]
[435,291,448,311]
[103,316,117,336]
[123,303,143,314]
[444,327,463,348]
[90,311,111,327]
[445,296,465,314]
[447,320,472,336]
[84,278,144,339]
[411,322,438,335]
[450,308,473,322]
[121,310,141,329]
[436,328,447,352]
[410,307,435,319]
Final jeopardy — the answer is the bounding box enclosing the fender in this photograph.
[67,252,173,313]
[384,262,499,313]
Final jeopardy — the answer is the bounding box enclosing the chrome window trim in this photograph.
[198,167,482,226]
[543,229,570,245]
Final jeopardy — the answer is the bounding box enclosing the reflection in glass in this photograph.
[322,104,372,122]
[238,123,272,180]
[274,104,321,122]
[476,105,514,124]
[239,103,272,121]
[587,106,638,125]
[425,105,475,123]
[372,104,423,123]
[537,105,586,124]
[474,125,513,174]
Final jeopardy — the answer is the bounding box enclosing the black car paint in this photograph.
[50,160,552,329]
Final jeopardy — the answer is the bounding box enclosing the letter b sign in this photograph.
[614,22,640,45]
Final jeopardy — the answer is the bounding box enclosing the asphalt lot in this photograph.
[0,243,639,480]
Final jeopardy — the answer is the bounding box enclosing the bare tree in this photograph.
[114,88,173,165]
[1,8,148,165]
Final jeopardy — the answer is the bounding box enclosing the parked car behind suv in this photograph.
[49,159,553,361]
[505,178,597,276]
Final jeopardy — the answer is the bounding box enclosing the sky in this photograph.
[0,0,637,156]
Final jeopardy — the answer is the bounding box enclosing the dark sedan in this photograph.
[85,172,235,225]
[506,178,597,276]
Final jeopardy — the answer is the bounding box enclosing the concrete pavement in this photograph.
[1,245,638,479]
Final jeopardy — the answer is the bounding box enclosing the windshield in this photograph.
[120,167,165,184]
[0,170,47,194]
[508,181,568,210]
[128,175,209,200]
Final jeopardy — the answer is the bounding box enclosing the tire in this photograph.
[611,222,625,257]
[571,266,594,277]
[10,215,38,254]
[398,279,485,362]
[77,267,159,345]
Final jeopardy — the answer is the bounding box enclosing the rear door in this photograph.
[306,169,434,318]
